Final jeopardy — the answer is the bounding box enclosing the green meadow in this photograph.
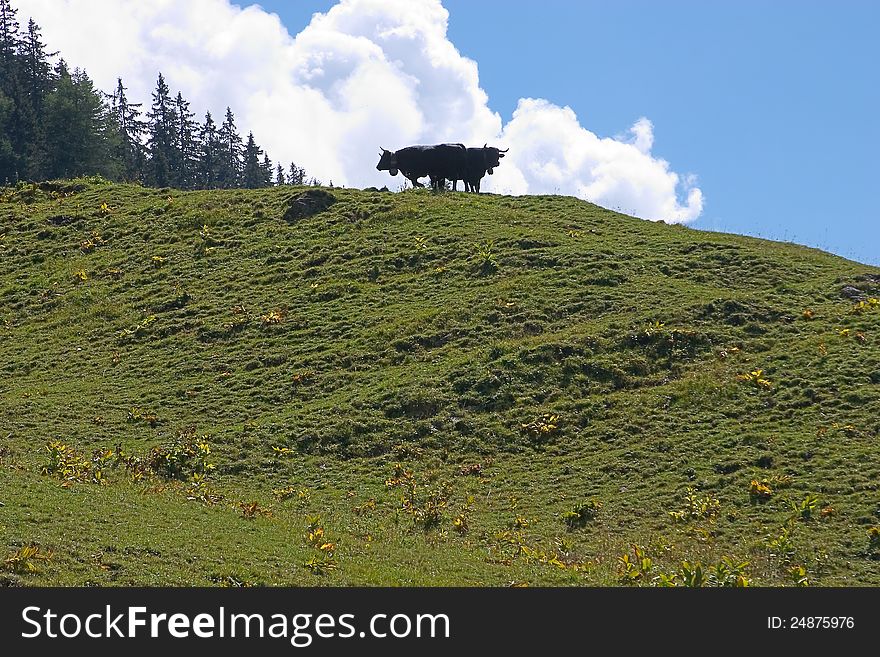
[2,177,879,586]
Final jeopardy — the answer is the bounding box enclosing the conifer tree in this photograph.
[197,110,220,189]
[0,0,23,180]
[274,162,285,186]
[242,131,264,189]
[288,161,305,186]
[43,67,114,179]
[146,72,174,186]
[20,19,52,109]
[260,152,272,188]
[0,0,20,85]
[216,106,242,188]
[172,91,198,189]
[110,78,146,182]
[15,19,54,178]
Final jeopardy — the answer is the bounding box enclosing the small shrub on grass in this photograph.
[148,429,215,480]
[274,486,311,504]
[303,516,337,575]
[41,441,115,485]
[766,524,797,563]
[790,494,820,521]
[708,558,752,587]
[668,487,721,522]
[4,545,53,574]
[749,479,772,501]
[127,406,160,427]
[452,496,475,536]
[618,545,653,584]
[239,501,273,519]
[788,565,811,587]
[655,558,751,587]
[562,500,602,529]
[303,554,337,575]
[387,464,454,530]
[260,309,284,325]
[407,482,452,530]
[521,413,560,441]
[472,241,497,274]
[737,369,772,390]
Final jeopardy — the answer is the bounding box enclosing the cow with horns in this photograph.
[463,144,508,193]
[376,143,508,192]
[376,143,467,191]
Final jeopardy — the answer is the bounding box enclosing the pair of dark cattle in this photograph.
[376,143,508,192]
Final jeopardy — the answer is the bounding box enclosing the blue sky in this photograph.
[252,0,879,265]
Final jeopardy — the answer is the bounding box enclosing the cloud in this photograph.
[492,102,703,222]
[17,0,702,222]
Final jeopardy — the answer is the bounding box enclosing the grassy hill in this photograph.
[2,177,879,586]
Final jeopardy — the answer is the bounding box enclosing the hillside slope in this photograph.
[2,178,879,586]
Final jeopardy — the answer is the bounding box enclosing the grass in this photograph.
[1,176,879,586]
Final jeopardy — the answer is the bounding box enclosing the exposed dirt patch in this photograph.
[282,189,337,222]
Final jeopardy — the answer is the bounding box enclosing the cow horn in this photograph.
[499,147,509,153]
[483,143,487,148]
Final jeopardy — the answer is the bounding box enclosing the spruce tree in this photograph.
[172,91,198,189]
[16,19,54,178]
[241,131,263,189]
[288,161,305,186]
[146,72,174,187]
[110,78,146,182]
[274,162,285,186]
[0,0,19,86]
[43,67,114,179]
[260,152,272,188]
[197,111,220,189]
[0,0,23,180]
[20,19,53,109]
[216,107,241,188]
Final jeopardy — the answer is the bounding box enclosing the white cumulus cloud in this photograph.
[492,101,703,222]
[17,0,702,222]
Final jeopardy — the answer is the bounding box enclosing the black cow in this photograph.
[376,144,467,191]
[426,144,509,192]
[463,145,508,193]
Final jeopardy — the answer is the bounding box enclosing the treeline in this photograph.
[0,0,312,188]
